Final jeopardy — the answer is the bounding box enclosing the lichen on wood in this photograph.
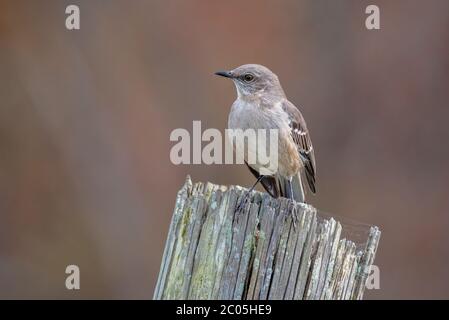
[154,176,381,300]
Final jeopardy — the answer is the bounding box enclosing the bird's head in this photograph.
[215,64,284,99]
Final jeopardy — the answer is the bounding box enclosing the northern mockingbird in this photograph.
[215,64,316,204]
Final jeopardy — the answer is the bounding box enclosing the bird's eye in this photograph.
[243,73,255,82]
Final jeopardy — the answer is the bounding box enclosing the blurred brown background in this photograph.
[1,0,448,299]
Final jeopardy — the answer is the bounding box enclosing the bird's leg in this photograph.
[236,175,265,213]
[288,178,294,200]
[284,178,299,229]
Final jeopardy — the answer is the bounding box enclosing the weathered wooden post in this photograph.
[154,176,380,300]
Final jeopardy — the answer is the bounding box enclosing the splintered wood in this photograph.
[154,177,381,300]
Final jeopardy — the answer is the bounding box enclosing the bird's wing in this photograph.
[281,100,316,193]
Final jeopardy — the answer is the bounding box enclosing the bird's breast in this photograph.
[228,99,287,131]
[227,98,299,177]
[228,100,257,130]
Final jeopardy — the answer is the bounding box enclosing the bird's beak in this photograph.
[214,70,233,78]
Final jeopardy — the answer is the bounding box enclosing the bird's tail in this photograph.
[278,173,305,203]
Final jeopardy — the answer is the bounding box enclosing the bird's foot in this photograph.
[292,205,298,230]
[235,175,265,214]
[235,191,250,214]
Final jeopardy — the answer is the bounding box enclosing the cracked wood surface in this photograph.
[154,176,381,300]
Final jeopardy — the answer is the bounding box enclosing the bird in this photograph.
[215,64,316,205]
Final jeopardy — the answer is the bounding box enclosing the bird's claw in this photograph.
[235,192,250,214]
